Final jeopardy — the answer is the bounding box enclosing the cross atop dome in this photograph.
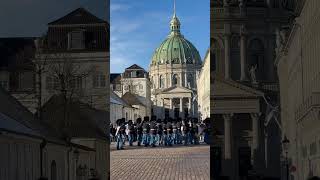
[170,0,181,36]
[173,0,176,17]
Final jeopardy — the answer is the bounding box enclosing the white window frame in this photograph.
[68,30,85,50]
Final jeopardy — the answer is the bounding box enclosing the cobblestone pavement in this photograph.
[110,143,210,180]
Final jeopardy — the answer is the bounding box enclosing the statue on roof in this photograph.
[249,64,258,84]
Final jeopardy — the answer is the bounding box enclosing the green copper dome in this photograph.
[150,10,201,66]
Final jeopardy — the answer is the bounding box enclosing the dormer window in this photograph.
[131,71,137,78]
[68,30,85,50]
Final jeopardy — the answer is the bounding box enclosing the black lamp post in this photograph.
[282,136,290,180]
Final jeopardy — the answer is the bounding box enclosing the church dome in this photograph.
[150,11,201,66]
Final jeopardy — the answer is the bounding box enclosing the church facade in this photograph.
[211,0,290,179]
[149,6,202,120]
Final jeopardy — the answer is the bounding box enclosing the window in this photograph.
[70,76,83,89]
[159,75,165,88]
[68,30,85,50]
[172,74,178,86]
[46,76,59,90]
[187,74,194,88]
[131,71,137,78]
[19,71,34,91]
[133,85,138,92]
[93,74,106,88]
[116,84,121,91]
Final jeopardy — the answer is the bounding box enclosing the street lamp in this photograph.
[282,136,290,180]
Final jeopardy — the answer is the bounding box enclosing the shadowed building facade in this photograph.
[211,0,290,179]
[35,8,110,111]
[276,0,320,178]
[149,4,202,119]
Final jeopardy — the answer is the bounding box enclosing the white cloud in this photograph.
[110,8,175,72]
[110,3,131,13]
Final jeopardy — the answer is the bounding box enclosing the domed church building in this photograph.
[149,3,202,119]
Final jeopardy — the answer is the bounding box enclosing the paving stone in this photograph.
[110,144,210,180]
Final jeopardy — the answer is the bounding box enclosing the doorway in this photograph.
[174,108,179,119]
[238,147,252,179]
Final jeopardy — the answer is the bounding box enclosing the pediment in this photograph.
[213,78,263,98]
[161,86,193,94]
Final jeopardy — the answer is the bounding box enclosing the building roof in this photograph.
[0,87,64,144]
[125,64,145,71]
[122,92,146,106]
[0,112,42,138]
[41,95,108,140]
[110,91,130,107]
[150,8,201,66]
[48,8,107,25]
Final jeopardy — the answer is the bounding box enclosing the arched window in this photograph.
[231,36,241,79]
[159,75,165,88]
[172,74,179,86]
[187,74,194,88]
[211,38,222,75]
[51,160,57,180]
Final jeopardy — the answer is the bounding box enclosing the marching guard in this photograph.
[136,118,143,146]
[113,116,209,150]
[156,119,163,146]
[142,117,150,147]
[149,120,157,147]
[167,120,173,146]
[115,119,125,150]
[127,120,134,146]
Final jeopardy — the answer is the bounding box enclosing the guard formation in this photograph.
[110,116,211,150]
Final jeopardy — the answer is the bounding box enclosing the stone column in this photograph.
[166,73,168,88]
[179,97,183,118]
[224,32,231,79]
[188,97,192,117]
[162,98,165,119]
[180,72,183,86]
[223,113,233,159]
[250,113,260,168]
[169,98,173,118]
[240,25,247,81]
[185,71,188,88]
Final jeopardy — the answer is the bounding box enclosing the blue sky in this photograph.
[110,0,209,73]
